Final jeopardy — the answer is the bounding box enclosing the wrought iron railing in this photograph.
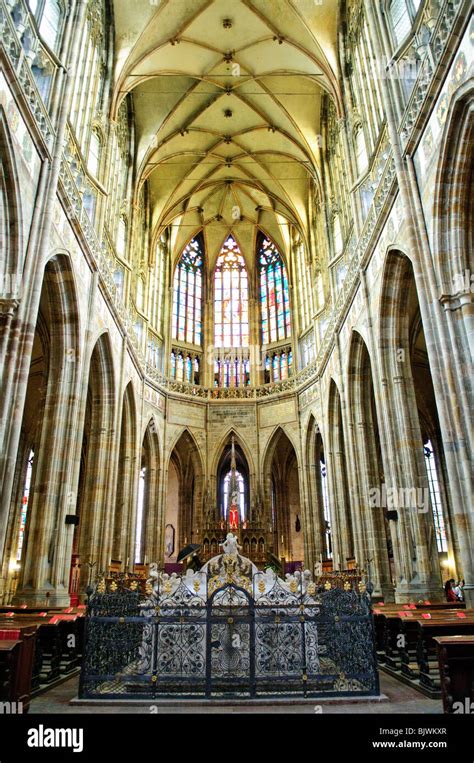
[79,557,379,700]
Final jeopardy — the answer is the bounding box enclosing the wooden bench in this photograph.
[373,605,474,697]
[417,619,474,692]
[0,611,84,685]
[0,625,36,712]
[434,635,474,713]
[0,616,62,686]
[395,611,469,676]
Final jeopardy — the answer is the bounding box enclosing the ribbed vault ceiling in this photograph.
[113,0,340,265]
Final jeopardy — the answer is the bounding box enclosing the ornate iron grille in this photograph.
[79,559,379,700]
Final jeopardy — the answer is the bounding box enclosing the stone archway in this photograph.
[10,255,81,605]
[379,250,443,601]
[347,330,394,600]
[262,427,303,567]
[77,333,116,587]
[165,430,203,559]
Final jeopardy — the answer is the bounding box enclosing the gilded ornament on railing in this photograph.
[82,541,377,699]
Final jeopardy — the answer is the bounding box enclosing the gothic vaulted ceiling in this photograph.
[112,0,340,266]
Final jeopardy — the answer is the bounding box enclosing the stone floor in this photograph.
[30,671,443,714]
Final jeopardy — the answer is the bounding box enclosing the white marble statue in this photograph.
[219,532,242,556]
[147,562,159,589]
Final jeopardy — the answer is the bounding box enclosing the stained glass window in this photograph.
[88,130,101,177]
[258,234,291,344]
[389,0,411,46]
[272,354,279,382]
[214,237,249,348]
[17,450,34,562]
[29,0,64,54]
[424,440,448,553]
[320,459,332,559]
[223,470,246,521]
[176,353,184,381]
[172,236,203,346]
[135,466,146,564]
[170,351,199,384]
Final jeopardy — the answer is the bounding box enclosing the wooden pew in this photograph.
[0,611,84,684]
[398,611,468,679]
[0,616,62,686]
[373,607,471,675]
[0,641,22,708]
[434,635,474,713]
[47,614,84,671]
[0,625,36,712]
[416,619,474,693]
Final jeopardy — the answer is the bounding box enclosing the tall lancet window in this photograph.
[320,459,332,559]
[424,439,448,553]
[258,233,291,344]
[223,437,245,526]
[223,472,245,523]
[214,237,249,348]
[135,466,146,564]
[16,450,34,563]
[172,236,203,346]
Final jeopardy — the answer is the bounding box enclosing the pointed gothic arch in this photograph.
[165,429,203,556]
[76,332,116,586]
[215,436,250,524]
[304,415,326,569]
[112,382,138,564]
[347,330,393,598]
[327,378,354,568]
[434,83,473,293]
[135,418,161,565]
[10,254,82,604]
[0,107,22,304]
[378,251,444,598]
[262,426,303,565]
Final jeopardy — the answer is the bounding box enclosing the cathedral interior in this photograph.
[0,0,473,718]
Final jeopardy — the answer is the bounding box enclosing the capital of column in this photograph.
[0,299,20,317]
